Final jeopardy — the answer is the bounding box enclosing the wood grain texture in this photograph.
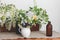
[2,38,60,40]
[16,38,60,40]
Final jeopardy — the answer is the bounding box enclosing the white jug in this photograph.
[18,24,31,37]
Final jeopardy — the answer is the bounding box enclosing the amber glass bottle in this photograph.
[46,21,52,36]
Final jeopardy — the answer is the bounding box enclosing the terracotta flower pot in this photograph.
[0,23,16,32]
[0,24,8,32]
[30,23,39,31]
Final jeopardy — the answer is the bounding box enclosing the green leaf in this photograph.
[40,8,43,11]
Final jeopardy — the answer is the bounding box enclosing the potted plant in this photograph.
[26,6,49,31]
[0,2,17,31]
[15,9,31,37]
[5,4,16,31]
[0,2,8,32]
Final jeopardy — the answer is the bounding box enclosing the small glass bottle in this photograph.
[46,21,52,36]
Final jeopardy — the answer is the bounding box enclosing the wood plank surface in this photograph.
[2,38,60,40]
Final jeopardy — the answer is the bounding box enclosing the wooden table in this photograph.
[16,38,60,40]
[0,31,60,40]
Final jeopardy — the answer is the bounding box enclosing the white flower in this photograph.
[6,11,11,17]
[20,15,22,17]
[26,11,34,18]
[0,13,4,17]
[0,20,2,23]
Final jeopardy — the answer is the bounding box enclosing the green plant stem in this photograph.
[33,0,37,6]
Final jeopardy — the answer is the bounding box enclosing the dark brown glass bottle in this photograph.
[46,21,52,36]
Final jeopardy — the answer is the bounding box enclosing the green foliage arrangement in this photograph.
[0,0,49,30]
[29,6,49,25]
[0,3,17,30]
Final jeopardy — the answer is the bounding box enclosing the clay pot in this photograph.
[30,23,39,31]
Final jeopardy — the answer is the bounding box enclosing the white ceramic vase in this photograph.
[20,28,31,37]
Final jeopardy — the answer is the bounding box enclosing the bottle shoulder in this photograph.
[46,24,52,27]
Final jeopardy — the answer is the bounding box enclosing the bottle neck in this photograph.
[48,23,51,24]
[48,21,51,25]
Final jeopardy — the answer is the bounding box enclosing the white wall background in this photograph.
[1,0,60,33]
